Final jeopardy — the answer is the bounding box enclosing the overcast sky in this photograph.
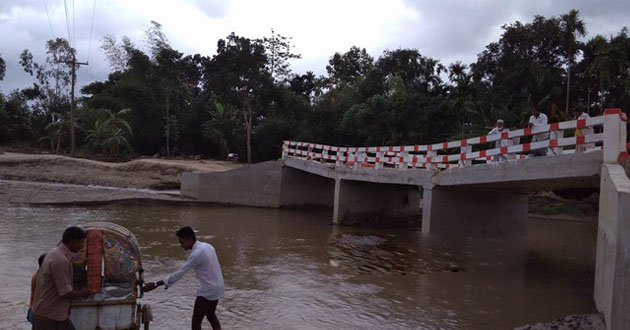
[1,0,629,94]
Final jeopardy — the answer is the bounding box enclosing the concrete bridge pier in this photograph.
[332,179,421,225]
[421,187,529,236]
[595,164,630,330]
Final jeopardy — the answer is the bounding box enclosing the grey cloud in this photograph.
[190,0,228,18]
[386,0,630,67]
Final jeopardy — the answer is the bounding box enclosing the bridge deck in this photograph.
[284,150,603,191]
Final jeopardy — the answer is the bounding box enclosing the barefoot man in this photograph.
[143,226,225,330]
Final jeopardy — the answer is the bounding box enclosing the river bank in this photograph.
[0,152,241,189]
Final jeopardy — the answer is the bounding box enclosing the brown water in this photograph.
[0,204,597,330]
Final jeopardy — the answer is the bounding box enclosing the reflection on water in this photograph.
[0,204,596,330]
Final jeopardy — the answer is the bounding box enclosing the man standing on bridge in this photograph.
[488,119,511,162]
[573,106,594,152]
[143,226,224,330]
[528,107,549,157]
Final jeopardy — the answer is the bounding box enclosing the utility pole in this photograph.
[61,54,88,156]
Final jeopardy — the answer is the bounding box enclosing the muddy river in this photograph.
[0,204,597,329]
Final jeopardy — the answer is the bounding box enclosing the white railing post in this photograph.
[603,109,625,164]
[321,148,328,164]
[398,151,407,170]
[459,143,472,167]
[375,151,383,170]
[549,130,563,155]
[427,150,437,170]
[335,148,342,167]
[282,141,289,159]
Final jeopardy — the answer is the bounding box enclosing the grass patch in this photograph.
[528,193,598,217]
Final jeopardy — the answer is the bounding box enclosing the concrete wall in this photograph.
[181,172,200,198]
[181,161,335,209]
[595,164,630,330]
[422,187,528,236]
[333,179,421,225]
[279,166,335,208]
[181,160,283,207]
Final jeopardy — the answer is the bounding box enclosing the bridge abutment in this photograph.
[332,179,421,226]
[595,164,630,330]
[421,187,528,236]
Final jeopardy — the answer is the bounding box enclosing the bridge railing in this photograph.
[282,109,627,170]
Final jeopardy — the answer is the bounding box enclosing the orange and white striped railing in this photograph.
[282,109,628,171]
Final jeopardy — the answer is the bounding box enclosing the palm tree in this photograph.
[560,9,587,115]
[202,101,230,157]
[37,112,68,153]
[586,34,629,112]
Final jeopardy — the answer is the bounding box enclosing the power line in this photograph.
[41,0,55,39]
[63,0,72,46]
[87,0,97,63]
[72,0,76,50]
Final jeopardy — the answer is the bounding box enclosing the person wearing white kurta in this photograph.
[528,108,549,157]
[573,108,594,152]
[488,119,511,161]
[143,227,224,330]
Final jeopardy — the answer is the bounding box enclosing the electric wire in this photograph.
[87,0,96,63]
[85,0,97,83]
[63,0,72,46]
[42,0,55,39]
[72,0,76,50]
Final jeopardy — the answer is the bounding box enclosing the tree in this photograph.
[19,38,75,152]
[0,53,5,82]
[38,112,68,153]
[560,9,587,115]
[263,29,301,82]
[85,108,133,159]
[101,35,136,72]
[203,33,273,163]
[326,46,374,88]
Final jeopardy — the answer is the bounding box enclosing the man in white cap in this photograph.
[488,119,510,161]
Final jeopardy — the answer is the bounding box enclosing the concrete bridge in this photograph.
[181,109,629,330]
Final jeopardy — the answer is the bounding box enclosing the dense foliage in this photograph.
[1,11,629,162]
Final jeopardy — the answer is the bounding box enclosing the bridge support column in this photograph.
[421,187,528,236]
[333,179,421,226]
[595,164,630,330]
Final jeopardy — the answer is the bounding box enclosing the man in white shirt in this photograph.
[488,119,510,161]
[573,107,594,152]
[143,226,224,330]
[528,107,549,157]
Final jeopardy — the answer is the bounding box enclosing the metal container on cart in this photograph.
[69,222,150,330]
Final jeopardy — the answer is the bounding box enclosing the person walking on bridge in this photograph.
[143,226,225,330]
[528,107,549,157]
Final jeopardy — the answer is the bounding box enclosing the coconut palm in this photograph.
[560,9,587,115]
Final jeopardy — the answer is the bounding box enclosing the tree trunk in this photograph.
[565,62,571,117]
[587,80,591,115]
[244,100,252,164]
[166,92,170,158]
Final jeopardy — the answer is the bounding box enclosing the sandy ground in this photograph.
[0,152,240,189]
[0,179,196,205]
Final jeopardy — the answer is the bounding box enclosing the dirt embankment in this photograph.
[0,152,241,189]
